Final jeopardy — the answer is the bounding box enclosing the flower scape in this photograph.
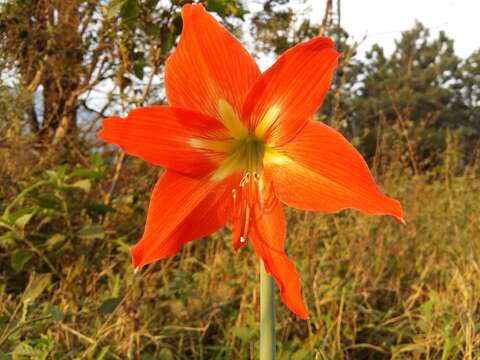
[98,4,404,319]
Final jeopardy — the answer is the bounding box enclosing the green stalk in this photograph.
[260,260,276,360]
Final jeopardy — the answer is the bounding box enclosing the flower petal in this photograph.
[265,121,404,222]
[165,4,260,119]
[98,106,230,176]
[250,195,309,319]
[242,37,340,146]
[132,171,234,269]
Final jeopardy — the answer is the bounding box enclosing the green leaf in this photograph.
[0,218,12,230]
[35,193,61,210]
[161,33,174,55]
[22,273,52,303]
[45,170,58,180]
[97,346,110,360]
[70,168,102,180]
[206,0,227,16]
[57,165,68,180]
[232,326,256,342]
[45,234,66,250]
[77,225,104,240]
[171,13,183,36]
[6,208,35,225]
[0,315,9,325]
[235,7,249,20]
[48,305,65,321]
[70,179,91,193]
[37,215,54,228]
[13,342,35,357]
[120,0,140,20]
[0,231,15,246]
[0,350,9,360]
[11,249,34,272]
[107,0,126,19]
[133,62,145,80]
[90,152,103,167]
[98,297,121,314]
[292,348,312,360]
[158,348,174,360]
[14,212,34,229]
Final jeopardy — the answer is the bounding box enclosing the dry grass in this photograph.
[0,145,479,359]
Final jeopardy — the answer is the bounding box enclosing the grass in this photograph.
[0,145,479,359]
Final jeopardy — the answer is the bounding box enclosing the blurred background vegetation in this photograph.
[0,0,479,359]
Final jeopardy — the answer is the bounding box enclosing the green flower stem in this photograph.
[260,260,276,360]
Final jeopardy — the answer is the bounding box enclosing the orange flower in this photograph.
[98,4,404,319]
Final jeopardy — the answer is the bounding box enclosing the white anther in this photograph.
[240,236,246,243]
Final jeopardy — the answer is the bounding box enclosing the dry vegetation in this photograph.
[0,136,479,359]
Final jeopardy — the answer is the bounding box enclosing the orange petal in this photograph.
[242,37,340,146]
[250,196,309,319]
[165,4,260,119]
[132,171,234,269]
[265,121,404,222]
[98,106,230,176]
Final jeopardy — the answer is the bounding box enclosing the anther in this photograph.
[240,172,251,187]
[240,236,246,243]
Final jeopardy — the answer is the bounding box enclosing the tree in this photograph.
[0,0,247,146]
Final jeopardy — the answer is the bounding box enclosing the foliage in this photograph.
[346,24,475,172]
[1,147,479,358]
[0,0,247,144]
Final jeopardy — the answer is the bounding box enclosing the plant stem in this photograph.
[260,260,275,360]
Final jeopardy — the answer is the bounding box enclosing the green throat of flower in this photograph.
[212,134,265,181]
[189,99,288,182]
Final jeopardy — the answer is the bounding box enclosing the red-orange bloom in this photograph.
[98,4,404,319]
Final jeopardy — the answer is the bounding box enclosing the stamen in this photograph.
[257,175,265,212]
[240,172,251,187]
[221,133,267,244]
[242,205,251,240]
[232,188,238,217]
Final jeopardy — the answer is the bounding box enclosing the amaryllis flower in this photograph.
[99,4,404,319]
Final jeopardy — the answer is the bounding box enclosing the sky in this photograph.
[306,0,479,58]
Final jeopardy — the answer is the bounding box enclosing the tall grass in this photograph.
[0,138,479,359]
